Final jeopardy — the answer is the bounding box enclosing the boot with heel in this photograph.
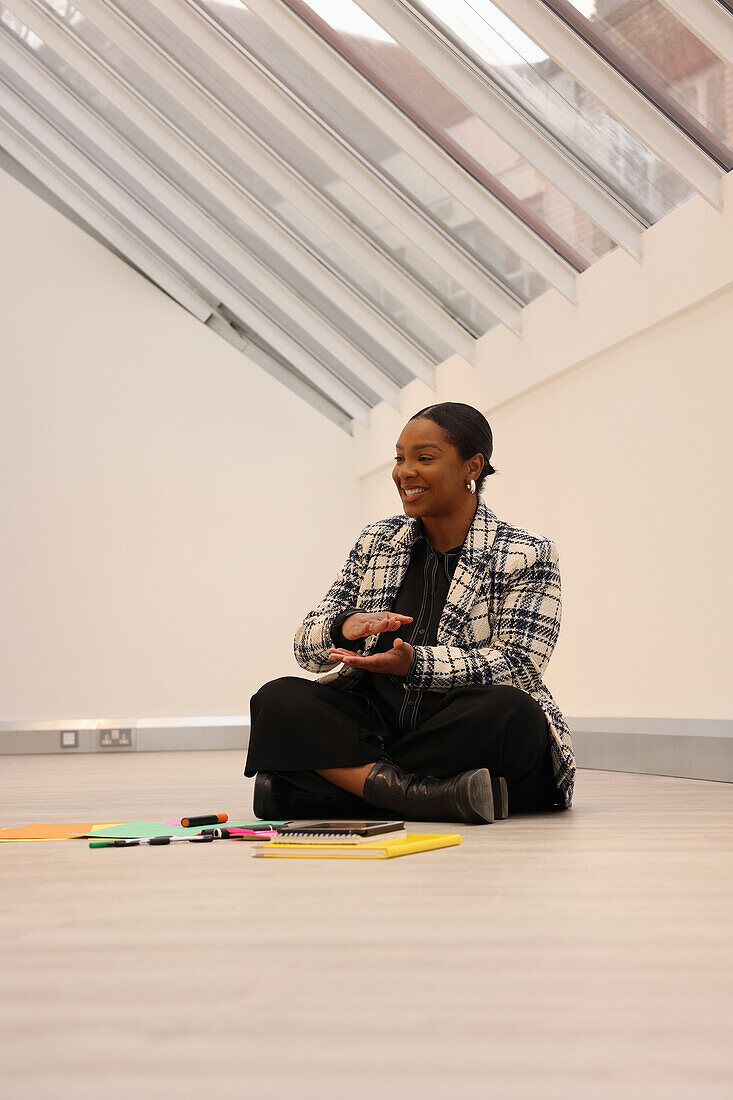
[362,761,508,825]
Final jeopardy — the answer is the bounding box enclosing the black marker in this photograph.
[90,835,215,848]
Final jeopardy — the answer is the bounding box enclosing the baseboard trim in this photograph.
[0,717,249,755]
[569,717,733,783]
[1,716,731,783]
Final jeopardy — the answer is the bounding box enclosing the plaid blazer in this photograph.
[294,501,575,809]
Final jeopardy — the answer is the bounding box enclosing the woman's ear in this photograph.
[468,453,484,481]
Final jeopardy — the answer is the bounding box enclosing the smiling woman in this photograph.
[393,404,495,550]
[244,402,576,824]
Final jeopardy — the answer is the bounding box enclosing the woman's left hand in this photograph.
[328,637,414,677]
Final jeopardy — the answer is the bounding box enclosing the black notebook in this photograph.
[273,820,406,845]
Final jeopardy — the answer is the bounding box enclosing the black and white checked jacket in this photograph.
[294,502,575,809]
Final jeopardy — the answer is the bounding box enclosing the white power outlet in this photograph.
[99,728,134,749]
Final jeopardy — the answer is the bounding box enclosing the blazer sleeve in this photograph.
[293,530,370,673]
[405,539,562,694]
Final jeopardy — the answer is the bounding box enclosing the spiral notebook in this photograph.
[273,820,405,845]
[253,832,461,860]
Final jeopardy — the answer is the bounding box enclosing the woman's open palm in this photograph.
[328,637,414,677]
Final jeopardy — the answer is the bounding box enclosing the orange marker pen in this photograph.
[180,813,228,828]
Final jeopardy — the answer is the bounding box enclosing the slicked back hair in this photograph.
[409,402,497,495]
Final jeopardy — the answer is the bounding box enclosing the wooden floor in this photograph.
[1,750,731,1100]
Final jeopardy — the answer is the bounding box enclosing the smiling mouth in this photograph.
[401,487,429,500]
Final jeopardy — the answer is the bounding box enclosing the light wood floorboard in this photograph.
[1,751,732,1099]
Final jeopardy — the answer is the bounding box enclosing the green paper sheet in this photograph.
[84,819,288,839]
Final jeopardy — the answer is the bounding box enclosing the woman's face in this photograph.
[392,417,471,517]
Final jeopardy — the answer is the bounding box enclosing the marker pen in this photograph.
[90,835,215,848]
[201,826,277,839]
[180,813,228,828]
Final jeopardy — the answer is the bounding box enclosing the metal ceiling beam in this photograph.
[0,71,373,425]
[66,0,475,361]
[205,312,354,433]
[0,23,400,408]
[239,0,577,302]
[354,0,645,258]
[11,0,437,388]
[0,114,214,322]
[0,116,352,434]
[658,0,733,67]
[486,0,724,208]
[133,0,523,333]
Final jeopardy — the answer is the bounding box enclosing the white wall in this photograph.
[3,163,732,730]
[355,177,733,723]
[0,172,360,721]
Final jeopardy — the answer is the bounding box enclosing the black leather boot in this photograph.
[253,771,388,822]
[492,775,509,820]
[362,761,502,825]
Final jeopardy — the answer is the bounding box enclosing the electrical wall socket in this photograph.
[99,728,134,749]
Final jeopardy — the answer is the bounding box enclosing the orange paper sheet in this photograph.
[0,822,123,842]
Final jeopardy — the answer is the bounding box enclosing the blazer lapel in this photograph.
[359,517,416,657]
[378,518,417,609]
[364,503,498,646]
[438,503,499,643]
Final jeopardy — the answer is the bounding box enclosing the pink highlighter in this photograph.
[200,825,277,840]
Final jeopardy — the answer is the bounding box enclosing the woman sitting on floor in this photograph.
[245,401,575,824]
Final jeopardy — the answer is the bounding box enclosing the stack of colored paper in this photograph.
[83,819,286,839]
[0,819,287,843]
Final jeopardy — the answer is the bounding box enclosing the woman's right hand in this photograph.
[341,612,413,642]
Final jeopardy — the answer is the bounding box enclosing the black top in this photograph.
[330,517,464,738]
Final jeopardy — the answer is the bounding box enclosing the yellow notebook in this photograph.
[254,832,461,859]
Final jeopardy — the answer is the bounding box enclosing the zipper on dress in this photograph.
[399,550,436,734]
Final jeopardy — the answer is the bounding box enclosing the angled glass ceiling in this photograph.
[127,0,507,335]
[283,0,696,259]
[0,0,728,432]
[280,0,614,266]
[554,0,733,162]
[201,0,553,306]
[18,0,460,364]
[414,0,697,213]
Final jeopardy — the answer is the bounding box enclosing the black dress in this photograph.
[245,520,559,813]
